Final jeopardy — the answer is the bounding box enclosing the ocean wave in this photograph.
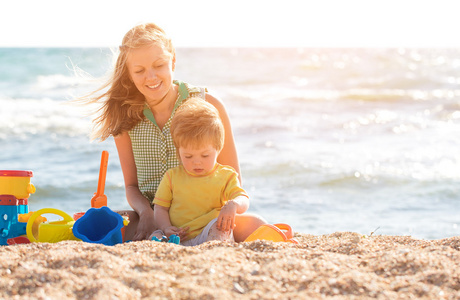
[0,97,94,140]
[222,84,460,104]
[34,74,89,91]
[0,71,102,101]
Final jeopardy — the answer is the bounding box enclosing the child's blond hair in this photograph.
[170,98,225,154]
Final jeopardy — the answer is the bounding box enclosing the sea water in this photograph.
[0,47,459,240]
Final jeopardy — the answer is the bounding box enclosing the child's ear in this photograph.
[176,150,181,163]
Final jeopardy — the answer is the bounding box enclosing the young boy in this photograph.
[150,98,249,246]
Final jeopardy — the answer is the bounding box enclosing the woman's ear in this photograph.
[172,54,176,71]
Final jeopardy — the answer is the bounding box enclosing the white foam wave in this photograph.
[33,73,102,99]
[34,74,82,90]
[0,97,95,140]
[220,83,460,106]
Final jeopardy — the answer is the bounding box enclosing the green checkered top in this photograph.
[129,80,206,203]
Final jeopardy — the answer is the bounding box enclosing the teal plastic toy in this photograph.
[152,234,180,244]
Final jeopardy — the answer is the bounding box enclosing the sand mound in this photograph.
[0,232,459,299]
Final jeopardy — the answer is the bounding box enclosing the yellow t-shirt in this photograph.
[153,163,248,241]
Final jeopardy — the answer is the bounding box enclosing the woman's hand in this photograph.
[217,200,238,232]
[133,209,156,241]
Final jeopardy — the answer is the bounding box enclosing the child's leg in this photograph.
[206,221,234,242]
[233,213,267,242]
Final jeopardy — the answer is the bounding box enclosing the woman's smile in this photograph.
[147,82,162,90]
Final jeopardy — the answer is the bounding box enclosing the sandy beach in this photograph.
[0,232,458,299]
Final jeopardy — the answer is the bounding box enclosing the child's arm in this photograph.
[153,204,188,239]
[216,195,249,232]
[228,195,249,214]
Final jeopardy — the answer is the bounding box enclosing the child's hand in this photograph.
[217,200,238,232]
[164,226,189,240]
[163,226,182,237]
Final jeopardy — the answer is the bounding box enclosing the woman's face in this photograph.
[126,44,175,105]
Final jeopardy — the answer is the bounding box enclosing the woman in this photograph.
[85,23,266,242]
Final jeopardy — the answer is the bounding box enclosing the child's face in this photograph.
[126,44,175,105]
[178,144,219,176]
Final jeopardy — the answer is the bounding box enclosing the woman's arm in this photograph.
[205,93,242,184]
[114,132,155,240]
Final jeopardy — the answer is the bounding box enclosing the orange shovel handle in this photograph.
[96,151,109,196]
[91,151,109,208]
[274,223,293,239]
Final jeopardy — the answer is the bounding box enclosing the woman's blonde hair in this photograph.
[83,23,175,140]
[170,98,225,153]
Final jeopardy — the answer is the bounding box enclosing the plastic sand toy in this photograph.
[72,206,124,246]
[26,208,81,243]
[0,170,35,245]
[244,223,299,244]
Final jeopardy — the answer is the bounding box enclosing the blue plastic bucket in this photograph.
[72,206,123,246]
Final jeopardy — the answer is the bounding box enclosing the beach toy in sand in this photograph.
[73,151,109,221]
[7,236,31,245]
[244,223,299,244]
[72,151,129,242]
[6,212,47,245]
[1,170,37,245]
[26,208,81,243]
[72,206,124,246]
[151,234,180,244]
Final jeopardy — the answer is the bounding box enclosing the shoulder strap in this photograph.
[174,80,207,107]
[143,81,207,125]
[175,80,207,98]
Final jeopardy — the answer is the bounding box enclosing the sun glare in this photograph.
[1,0,459,48]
